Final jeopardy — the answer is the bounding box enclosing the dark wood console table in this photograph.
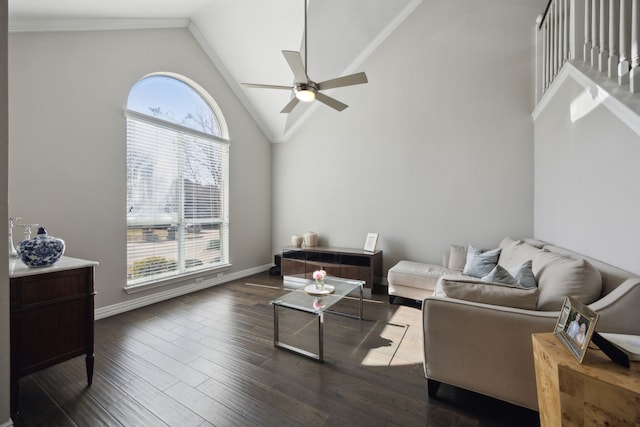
[281,246,383,292]
[9,256,98,416]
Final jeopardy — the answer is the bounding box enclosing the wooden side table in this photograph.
[532,332,640,426]
[9,256,98,416]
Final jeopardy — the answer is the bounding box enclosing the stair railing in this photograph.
[536,0,640,102]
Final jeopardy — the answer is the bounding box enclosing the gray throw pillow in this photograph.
[511,260,537,288]
[481,260,537,288]
[481,264,518,285]
[463,246,501,278]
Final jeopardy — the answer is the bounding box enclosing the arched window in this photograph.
[126,73,229,287]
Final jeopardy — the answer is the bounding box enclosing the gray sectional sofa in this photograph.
[388,237,640,410]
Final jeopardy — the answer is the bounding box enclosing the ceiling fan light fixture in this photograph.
[294,83,317,102]
[296,89,316,102]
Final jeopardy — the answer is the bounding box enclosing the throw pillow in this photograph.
[511,260,537,288]
[481,261,537,288]
[463,246,501,278]
[498,241,543,271]
[496,237,524,268]
[447,244,468,271]
[533,252,602,311]
[440,276,540,310]
[481,264,518,286]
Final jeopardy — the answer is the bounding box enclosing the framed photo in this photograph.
[554,296,599,363]
[363,233,379,252]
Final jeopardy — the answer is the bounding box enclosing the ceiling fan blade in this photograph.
[241,83,292,90]
[316,92,348,112]
[280,96,300,114]
[317,72,368,90]
[282,50,308,84]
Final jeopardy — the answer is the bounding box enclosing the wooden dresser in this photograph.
[532,332,640,426]
[9,256,98,416]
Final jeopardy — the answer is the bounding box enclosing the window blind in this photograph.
[126,112,229,285]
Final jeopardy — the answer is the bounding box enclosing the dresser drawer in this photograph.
[11,267,92,308]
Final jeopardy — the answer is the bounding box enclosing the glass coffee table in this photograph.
[270,277,364,362]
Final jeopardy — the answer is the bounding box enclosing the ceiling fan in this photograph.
[241,0,368,113]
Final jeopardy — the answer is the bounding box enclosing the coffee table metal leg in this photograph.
[272,303,323,362]
[318,313,324,361]
[273,303,279,347]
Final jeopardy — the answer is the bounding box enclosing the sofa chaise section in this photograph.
[422,238,640,410]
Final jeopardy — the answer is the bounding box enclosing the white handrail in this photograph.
[536,0,640,101]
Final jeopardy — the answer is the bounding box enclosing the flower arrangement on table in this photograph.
[313,269,327,290]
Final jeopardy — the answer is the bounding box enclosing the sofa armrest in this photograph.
[589,278,640,333]
[422,296,558,410]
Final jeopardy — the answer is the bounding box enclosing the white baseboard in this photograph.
[1,418,14,427]
[94,264,272,320]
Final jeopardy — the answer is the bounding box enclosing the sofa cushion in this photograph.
[387,260,454,291]
[447,244,467,271]
[498,239,543,272]
[497,236,523,266]
[439,276,540,310]
[463,246,501,278]
[533,251,602,311]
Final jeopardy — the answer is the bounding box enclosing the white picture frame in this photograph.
[364,233,379,252]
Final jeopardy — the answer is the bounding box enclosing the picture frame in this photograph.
[363,233,379,252]
[554,296,599,363]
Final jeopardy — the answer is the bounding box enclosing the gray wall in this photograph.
[273,0,546,271]
[1,0,10,422]
[534,76,640,275]
[8,28,272,310]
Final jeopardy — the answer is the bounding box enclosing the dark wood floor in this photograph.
[12,272,540,426]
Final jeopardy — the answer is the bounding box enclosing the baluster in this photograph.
[557,0,562,72]
[609,0,620,77]
[585,0,593,62]
[599,0,609,72]
[556,0,561,73]
[559,0,565,68]
[547,19,553,88]
[565,0,570,61]
[572,0,587,61]
[619,0,632,85]
[592,0,601,67]
[552,1,557,78]
[630,0,640,92]
[541,20,549,93]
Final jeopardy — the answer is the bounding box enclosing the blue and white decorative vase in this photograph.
[18,226,65,267]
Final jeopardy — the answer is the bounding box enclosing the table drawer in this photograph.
[11,267,92,307]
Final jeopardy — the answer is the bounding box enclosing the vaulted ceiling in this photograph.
[8,0,422,142]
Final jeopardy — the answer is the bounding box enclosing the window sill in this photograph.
[124,263,232,294]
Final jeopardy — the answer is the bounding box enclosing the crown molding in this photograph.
[9,18,190,33]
